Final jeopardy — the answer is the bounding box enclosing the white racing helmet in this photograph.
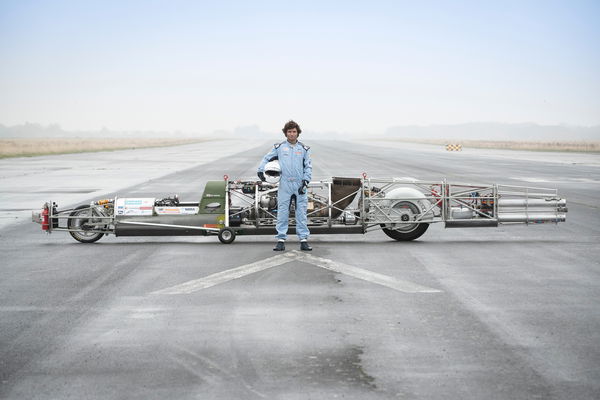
[264,160,281,184]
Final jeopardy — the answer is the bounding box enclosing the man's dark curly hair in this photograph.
[282,120,302,136]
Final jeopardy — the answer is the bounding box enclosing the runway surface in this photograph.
[1,139,599,399]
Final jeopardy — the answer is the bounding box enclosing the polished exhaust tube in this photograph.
[498,198,567,208]
[497,213,566,223]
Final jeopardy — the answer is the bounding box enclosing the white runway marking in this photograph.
[152,250,441,295]
[512,177,551,183]
[512,177,600,184]
[152,252,297,294]
[396,176,419,182]
[295,252,443,293]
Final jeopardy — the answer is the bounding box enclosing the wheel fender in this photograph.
[384,187,431,216]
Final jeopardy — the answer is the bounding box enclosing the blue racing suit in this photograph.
[258,141,312,240]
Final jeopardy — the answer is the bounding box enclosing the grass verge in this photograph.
[377,138,600,152]
[0,138,216,158]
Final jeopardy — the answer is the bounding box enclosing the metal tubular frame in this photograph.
[35,177,567,237]
[41,204,115,235]
[226,177,567,233]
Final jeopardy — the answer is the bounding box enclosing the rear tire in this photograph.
[68,205,106,243]
[381,223,429,241]
[380,200,429,241]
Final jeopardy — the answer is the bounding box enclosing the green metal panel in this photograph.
[199,181,226,225]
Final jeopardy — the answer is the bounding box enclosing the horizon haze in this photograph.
[1,121,599,141]
[1,1,599,137]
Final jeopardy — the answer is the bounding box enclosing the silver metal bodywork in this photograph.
[225,177,567,236]
[32,177,567,241]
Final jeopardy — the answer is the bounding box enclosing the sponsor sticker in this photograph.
[155,207,199,215]
[115,198,155,216]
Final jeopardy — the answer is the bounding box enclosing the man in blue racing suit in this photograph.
[257,120,312,251]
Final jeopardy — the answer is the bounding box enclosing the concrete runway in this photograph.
[0,139,258,230]
[1,140,599,399]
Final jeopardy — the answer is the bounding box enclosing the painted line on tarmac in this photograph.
[152,250,441,295]
[511,176,600,184]
[151,252,297,294]
[294,251,442,293]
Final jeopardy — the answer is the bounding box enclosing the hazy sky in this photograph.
[1,0,598,134]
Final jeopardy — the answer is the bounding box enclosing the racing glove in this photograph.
[257,171,266,182]
[298,180,309,195]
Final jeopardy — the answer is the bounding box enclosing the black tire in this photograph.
[68,205,106,243]
[218,227,236,244]
[382,223,429,241]
[380,200,429,241]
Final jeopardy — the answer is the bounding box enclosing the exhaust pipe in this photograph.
[498,213,566,223]
[498,198,567,208]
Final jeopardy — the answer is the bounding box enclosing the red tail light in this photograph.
[41,205,49,231]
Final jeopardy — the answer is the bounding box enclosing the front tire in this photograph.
[218,227,236,244]
[68,205,106,243]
